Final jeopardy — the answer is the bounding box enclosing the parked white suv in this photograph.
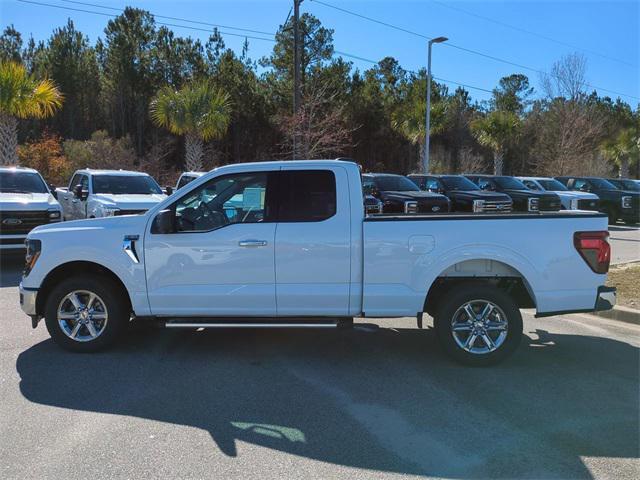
[57,169,166,220]
[0,166,62,250]
[518,176,600,211]
[175,171,205,190]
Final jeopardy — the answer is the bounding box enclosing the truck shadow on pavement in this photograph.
[16,325,640,478]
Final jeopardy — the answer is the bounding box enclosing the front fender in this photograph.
[22,217,150,315]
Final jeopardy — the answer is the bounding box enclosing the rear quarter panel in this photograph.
[363,214,609,317]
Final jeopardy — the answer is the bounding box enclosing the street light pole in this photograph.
[424,36,448,174]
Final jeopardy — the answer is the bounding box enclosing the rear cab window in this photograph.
[276,170,336,222]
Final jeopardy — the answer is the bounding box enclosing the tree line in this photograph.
[0,7,638,186]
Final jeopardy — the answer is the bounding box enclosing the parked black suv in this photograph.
[408,174,513,213]
[465,175,562,212]
[362,173,450,214]
[556,176,640,224]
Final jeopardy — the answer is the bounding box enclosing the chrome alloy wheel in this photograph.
[451,299,508,354]
[57,290,109,342]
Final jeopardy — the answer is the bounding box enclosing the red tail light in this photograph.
[574,231,611,274]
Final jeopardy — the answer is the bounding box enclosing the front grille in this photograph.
[0,211,52,235]
[114,209,147,216]
[578,199,599,211]
[0,238,25,245]
[482,200,512,213]
[417,201,447,213]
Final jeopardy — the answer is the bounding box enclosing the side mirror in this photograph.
[73,184,88,200]
[151,209,176,234]
[164,186,174,196]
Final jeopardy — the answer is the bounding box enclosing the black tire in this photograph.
[433,283,523,366]
[44,275,129,352]
[606,207,618,225]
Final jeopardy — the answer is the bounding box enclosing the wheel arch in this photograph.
[423,259,536,316]
[36,261,132,316]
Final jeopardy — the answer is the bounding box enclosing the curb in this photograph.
[593,305,640,325]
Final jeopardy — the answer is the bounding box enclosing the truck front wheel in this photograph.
[44,275,129,352]
[433,284,523,366]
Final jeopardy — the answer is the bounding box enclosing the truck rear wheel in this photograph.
[44,275,129,352]
[433,284,522,366]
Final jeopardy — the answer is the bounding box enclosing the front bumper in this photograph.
[19,283,38,317]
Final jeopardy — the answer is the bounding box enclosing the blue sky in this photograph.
[2,0,638,105]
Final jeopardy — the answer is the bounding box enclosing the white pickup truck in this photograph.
[19,160,615,365]
[56,169,166,220]
[0,166,62,250]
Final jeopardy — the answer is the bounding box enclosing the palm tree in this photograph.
[470,111,520,175]
[150,81,231,171]
[0,61,63,165]
[391,94,447,172]
[600,127,639,178]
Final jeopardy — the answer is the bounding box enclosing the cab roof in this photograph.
[74,169,151,176]
[0,166,39,173]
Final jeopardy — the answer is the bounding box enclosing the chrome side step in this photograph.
[165,322,339,329]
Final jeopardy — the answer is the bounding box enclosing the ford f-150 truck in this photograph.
[362,173,451,214]
[19,160,615,365]
[408,174,513,213]
[556,176,640,225]
[466,175,562,212]
[57,169,166,220]
[0,166,62,250]
[518,176,599,211]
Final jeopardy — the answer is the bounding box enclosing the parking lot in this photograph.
[610,225,640,264]
[0,241,639,480]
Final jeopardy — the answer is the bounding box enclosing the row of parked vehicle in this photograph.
[360,172,640,225]
[1,164,639,251]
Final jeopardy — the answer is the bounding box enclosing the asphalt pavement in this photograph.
[0,255,638,479]
[609,225,640,264]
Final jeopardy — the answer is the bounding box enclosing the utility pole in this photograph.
[293,0,303,159]
[424,36,448,173]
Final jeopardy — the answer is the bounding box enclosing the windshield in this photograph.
[494,177,528,190]
[589,178,617,190]
[372,175,420,192]
[619,179,640,191]
[538,179,568,191]
[0,171,48,193]
[440,176,480,191]
[93,175,163,195]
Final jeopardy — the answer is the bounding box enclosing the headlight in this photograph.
[48,209,61,220]
[102,207,121,217]
[528,198,539,212]
[622,196,632,209]
[472,199,485,212]
[24,239,41,277]
[570,199,578,210]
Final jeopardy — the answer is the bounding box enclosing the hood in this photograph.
[381,190,447,201]
[92,193,166,210]
[30,214,146,236]
[552,191,599,200]
[447,190,511,202]
[501,189,557,199]
[0,192,61,211]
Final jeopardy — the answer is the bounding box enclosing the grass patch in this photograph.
[607,264,640,309]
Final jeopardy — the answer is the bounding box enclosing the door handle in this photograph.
[238,240,268,247]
